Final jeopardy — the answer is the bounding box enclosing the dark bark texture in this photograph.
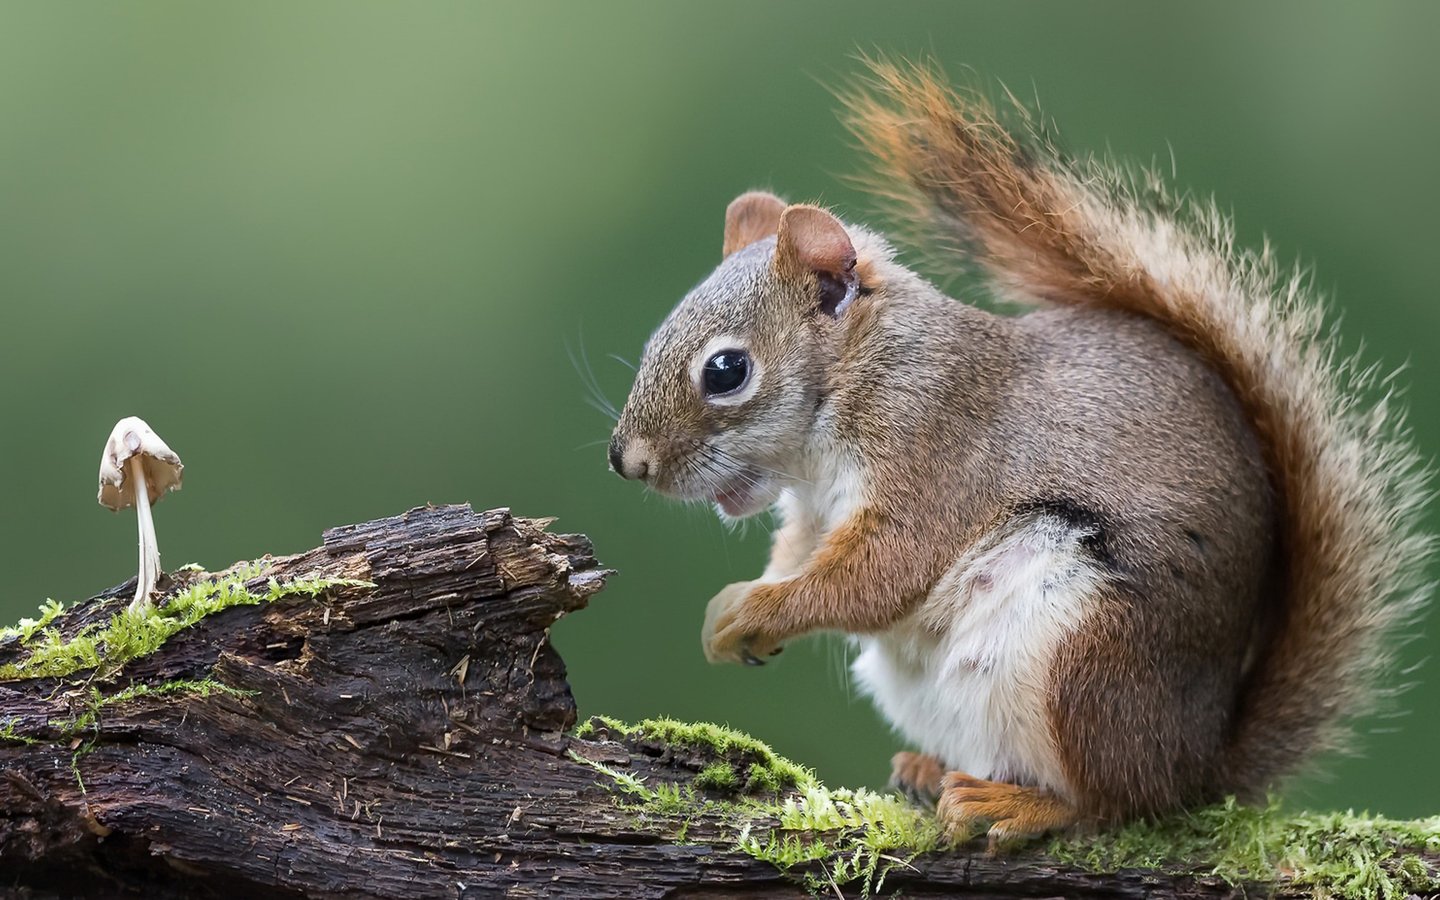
[0,504,1419,898]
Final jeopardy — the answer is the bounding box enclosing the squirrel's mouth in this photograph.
[712,472,771,519]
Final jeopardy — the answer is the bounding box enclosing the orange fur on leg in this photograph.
[936,772,1078,852]
[890,751,946,806]
[705,506,967,663]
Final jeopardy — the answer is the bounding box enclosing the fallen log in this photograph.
[0,504,1434,898]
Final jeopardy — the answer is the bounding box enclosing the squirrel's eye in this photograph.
[702,349,751,397]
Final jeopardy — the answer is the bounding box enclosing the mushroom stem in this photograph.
[129,455,160,611]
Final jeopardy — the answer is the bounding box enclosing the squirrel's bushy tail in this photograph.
[843,60,1431,793]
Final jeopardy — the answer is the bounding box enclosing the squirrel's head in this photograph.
[610,191,880,518]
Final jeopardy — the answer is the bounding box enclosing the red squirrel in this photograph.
[607,62,1430,847]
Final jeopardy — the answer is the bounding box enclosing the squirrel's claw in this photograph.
[703,580,786,665]
[702,580,752,664]
[739,643,786,666]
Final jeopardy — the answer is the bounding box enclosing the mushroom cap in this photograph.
[98,416,184,510]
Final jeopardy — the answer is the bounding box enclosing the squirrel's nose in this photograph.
[608,436,652,481]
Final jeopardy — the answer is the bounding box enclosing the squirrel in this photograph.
[607,60,1431,847]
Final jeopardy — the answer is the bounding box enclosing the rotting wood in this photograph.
[0,504,1431,898]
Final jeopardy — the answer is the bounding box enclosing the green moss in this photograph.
[566,751,653,800]
[0,717,40,745]
[576,715,814,793]
[70,748,88,794]
[739,783,945,896]
[51,677,255,739]
[578,716,1437,899]
[571,713,623,740]
[105,677,252,705]
[572,728,941,897]
[1052,796,1440,900]
[747,761,790,794]
[644,781,687,815]
[694,761,739,791]
[0,569,367,682]
[0,599,65,644]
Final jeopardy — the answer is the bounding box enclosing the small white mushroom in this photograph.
[98,417,184,611]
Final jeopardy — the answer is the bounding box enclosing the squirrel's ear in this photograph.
[723,191,787,258]
[774,205,858,318]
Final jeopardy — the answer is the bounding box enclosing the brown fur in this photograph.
[890,751,946,805]
[842,59,1431,800]
[710,503,989,652]
[774,205,857,278]
[723,191,786,258]
[937,773,1079,852]
[612,60,1429,835]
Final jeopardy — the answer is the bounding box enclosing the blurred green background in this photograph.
[2,2,1436,816]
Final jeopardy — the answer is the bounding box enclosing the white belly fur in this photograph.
[850,514,1104,794]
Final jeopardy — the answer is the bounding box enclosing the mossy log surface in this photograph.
[0,504,1428,898]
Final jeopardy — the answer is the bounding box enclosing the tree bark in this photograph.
[0,504,1421,898]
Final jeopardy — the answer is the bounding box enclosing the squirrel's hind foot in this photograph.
[936,772,1077,854]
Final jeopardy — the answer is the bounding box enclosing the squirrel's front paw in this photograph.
[702,581,785,666]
